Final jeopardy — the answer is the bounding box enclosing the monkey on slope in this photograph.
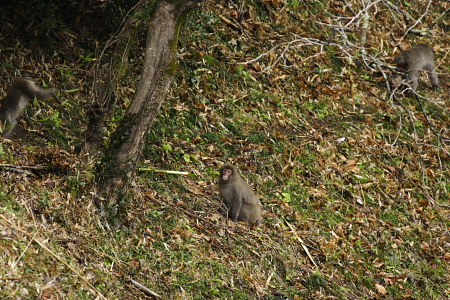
[0,77,59,137]
[390,43,439,94]
[218,164,262,226]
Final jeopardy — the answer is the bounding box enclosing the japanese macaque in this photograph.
[390,43,439,93]
[218,164,262,226]
[0,77,59,137]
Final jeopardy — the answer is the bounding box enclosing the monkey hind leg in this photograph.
[407,70,419,92]
[429,72,440,88]
[1,117,17,137]
[238,204,262,226]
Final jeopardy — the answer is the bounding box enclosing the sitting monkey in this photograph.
[0,77,59,137]
[390,43,439,94]
[218,164,262,226]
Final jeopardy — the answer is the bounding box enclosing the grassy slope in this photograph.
[1,0,450,299]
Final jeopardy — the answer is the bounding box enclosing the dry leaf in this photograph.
[375,283,387,295]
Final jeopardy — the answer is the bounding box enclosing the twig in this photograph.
[0,164,47,170]
[285,221,318,268]
[0,215,108,300]
[414,94,450,142]
[126,277,162,299]
[399,0,432,41]
[138,167,189,175]
[429,7,450,30]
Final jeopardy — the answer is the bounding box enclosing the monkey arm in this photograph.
[424,61,440,88]
[406,69,419,91]
[230,192,243,222]
[429,72,440,88]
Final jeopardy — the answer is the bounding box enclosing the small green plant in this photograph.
[80,53,96,61]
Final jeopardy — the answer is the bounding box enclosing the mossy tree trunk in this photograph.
[82,0,147,158]
[96,0,203,220]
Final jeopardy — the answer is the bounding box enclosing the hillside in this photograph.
[1,0,450,299]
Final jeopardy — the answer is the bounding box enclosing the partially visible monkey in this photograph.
[390,43,439,93]
[218,164,262,226]
[0,77,59,137]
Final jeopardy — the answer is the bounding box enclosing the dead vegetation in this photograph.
[0,0,450,299]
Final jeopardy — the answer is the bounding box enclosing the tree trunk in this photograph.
[83,1,147,158]
[96,0,203,220]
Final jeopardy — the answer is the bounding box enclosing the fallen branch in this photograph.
[138,167,189,175]
[286,221,318,268]
[126,277,162,299]
[0,164,47,170]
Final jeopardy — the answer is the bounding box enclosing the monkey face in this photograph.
[222,168,232,181]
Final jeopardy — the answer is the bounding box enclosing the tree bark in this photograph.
[83,1,147,158]
[96,0,203,219]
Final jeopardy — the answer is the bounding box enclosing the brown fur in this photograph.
[218,164,262,226]
[0,78,59,137]
[390,43,439,93]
